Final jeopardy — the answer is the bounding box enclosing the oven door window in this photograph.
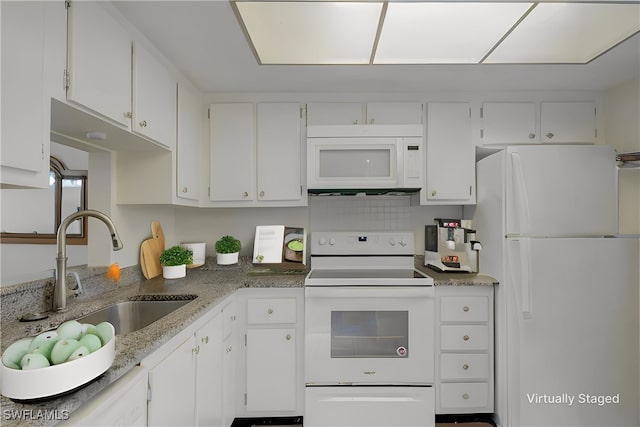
[331,311,408,358]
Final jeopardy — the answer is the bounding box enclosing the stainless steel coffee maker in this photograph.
[425,218,482,273]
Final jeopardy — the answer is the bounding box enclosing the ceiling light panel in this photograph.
[375,2,533,64]
[235,1,382,64]
[484,3,640,63]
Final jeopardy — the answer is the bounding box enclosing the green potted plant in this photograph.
[159,245,193,279]
[215,235,241,265]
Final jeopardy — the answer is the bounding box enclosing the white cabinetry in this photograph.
[176,81,204,201]
[540,101,596,143]
[423,103,475,205]
[196,312,224,427]
[132,42,177,149]
[222,301,238,427]
[1,1,65,188]
[208,103,305,206]
[481,101,596,145]
[67,0,132,127]
[436,286,494,415]
[307,102,423,125]
[237,288,304,418]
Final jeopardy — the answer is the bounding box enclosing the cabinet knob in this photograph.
[528,133,535,139]
[463,306,470,312]
[463,393,469,400]
[226,346,232,353]
[243,192,249,198]
[267,308,273,314]
[202,336,209,344]
[193,345,200,355]
[431,190,437,197]
[546,132,554,139]
[286,334,292,341]
[463,335,470,341]
[463,364,469,370]
[259,191,265,197]
[182,187,188,193]
[124,111,132,118]
[139,120,148,128]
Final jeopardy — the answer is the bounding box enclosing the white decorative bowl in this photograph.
[0,323,115,400]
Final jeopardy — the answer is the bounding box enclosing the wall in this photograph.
[604,76,640,235]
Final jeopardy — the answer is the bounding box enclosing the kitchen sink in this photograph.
[76,295,197,335]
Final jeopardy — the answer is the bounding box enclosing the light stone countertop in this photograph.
[0,256,496,426]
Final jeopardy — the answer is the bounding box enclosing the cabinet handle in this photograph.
[202,336,209,344]
[546,132,554,139]
[463,306,470,312]
[193,345,200,355]
[139,120,148,128]
[243,192,249,198]
[286,334,292,341]
[267,308,273,315]
[182,187,188,193]
[463,335,470,341]
[463,364,469,370]
[463,393,469,400]
[431,190,437,197]
[124,111,132,118]
[259,191,265,197]
[226,346,232,353]
[528,133,535,139]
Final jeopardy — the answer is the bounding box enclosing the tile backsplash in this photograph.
[310,195,412,231]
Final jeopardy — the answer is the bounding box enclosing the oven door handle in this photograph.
[305,286,434,298]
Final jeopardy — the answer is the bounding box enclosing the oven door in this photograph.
[305,286,434,385]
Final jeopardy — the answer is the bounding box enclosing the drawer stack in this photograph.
[435,286,494,414]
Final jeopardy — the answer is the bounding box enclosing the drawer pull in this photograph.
[463,306,470,312]
[286,334,292,341]
[463,393,469,400]
[463,364,469,370]
[267,308,274,315]
[463,335,470,341]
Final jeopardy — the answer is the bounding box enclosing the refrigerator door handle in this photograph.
[518,238,532,319]
[511,152,530,235]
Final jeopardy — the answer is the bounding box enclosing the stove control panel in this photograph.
[311,231,415,256]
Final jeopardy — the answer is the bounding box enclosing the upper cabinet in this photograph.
[540,102,596,143]
[208,102,306,207]
[1,1,65,188]
[307,102,423,125]
[66,1,176,149]
[176,81,204,202]
[480,101,596,145]
[66,1,132,127]
[423,103,475,205]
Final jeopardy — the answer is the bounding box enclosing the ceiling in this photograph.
[112,1,640,94]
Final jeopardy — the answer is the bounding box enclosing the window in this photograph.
[0,157,88,245]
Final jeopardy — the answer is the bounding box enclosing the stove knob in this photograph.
[389,238,396,246]
[399,238,408,247]
[318,237,327,245]
[329,238,336,246]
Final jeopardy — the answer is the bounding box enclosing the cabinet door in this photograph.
[307,102,363,125]
[132,42,177,149]
[222,302,237,427]
[481,102,536,144]
[177,82,203,201]
[209,103,255,201]
[425,103,474,202]
[1,1,47,180]
[196,314,224,427]
[147,336,196,426]
[246,328,297,412]
[256,103,302,201]
[366,102,423,124]
[541,101,596,143]
[67,1,131,126]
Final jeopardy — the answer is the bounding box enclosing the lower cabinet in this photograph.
[237,288,304,418]
[435,286,494,414]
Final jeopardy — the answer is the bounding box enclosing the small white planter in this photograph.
[216,252,239,265]
[162,264,186,279]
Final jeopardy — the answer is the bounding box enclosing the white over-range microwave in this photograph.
[306,124,424,191]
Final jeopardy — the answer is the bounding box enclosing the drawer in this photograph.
[440,297,489,322]
[440,325,489,351]
[440,382,489,410]
[440,353,489,380]
[247,298,297,324]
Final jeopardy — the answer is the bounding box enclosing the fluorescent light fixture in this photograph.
[484,3,640,63]
[233,1,640,65]
[375,2,533,64]
[234,1,383,64]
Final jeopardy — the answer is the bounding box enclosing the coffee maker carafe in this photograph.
[425,218,482,273]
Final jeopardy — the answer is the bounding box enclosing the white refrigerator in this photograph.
[474,145,639,427]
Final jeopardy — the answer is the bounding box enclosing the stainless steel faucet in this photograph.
[54,210,123,312]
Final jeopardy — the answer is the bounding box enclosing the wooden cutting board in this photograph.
[140,221,165,279]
